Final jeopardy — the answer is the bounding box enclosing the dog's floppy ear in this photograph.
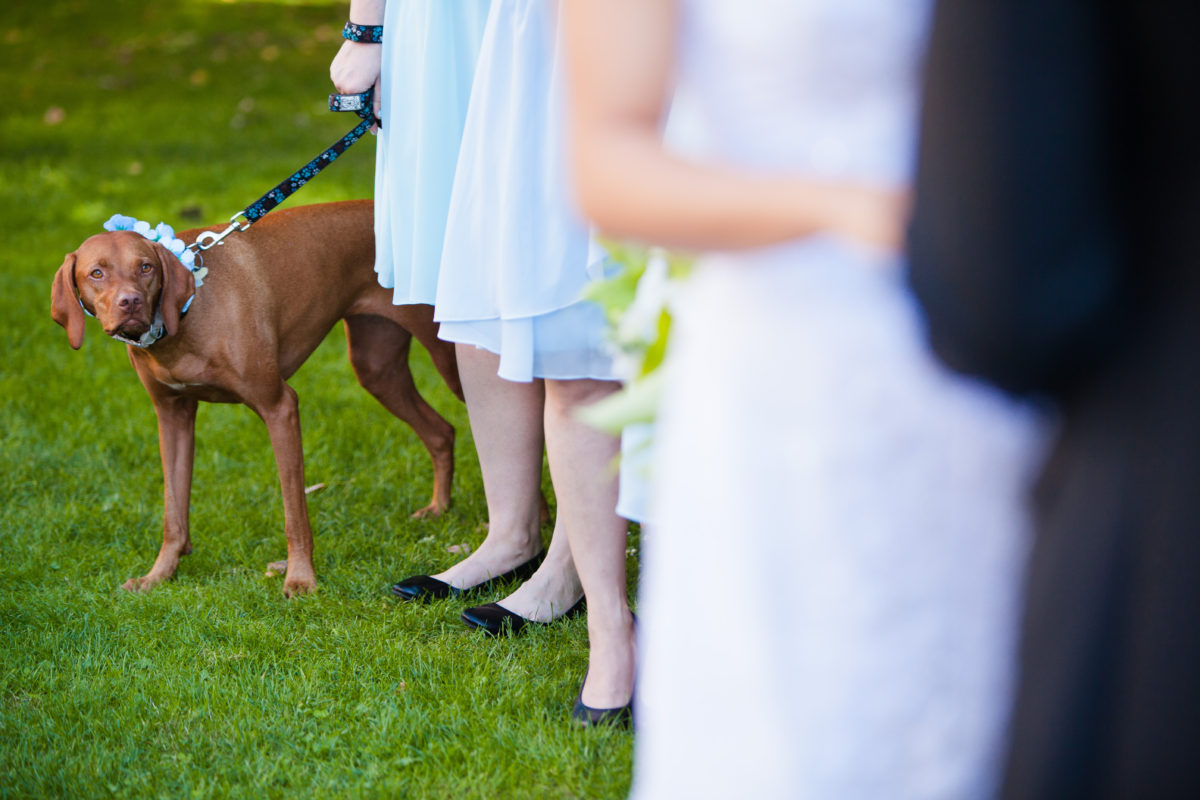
[152,241,196,338]
[50,252,86,350]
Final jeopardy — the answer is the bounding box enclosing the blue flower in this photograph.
[103,213,138,232]
[154,222,175,242]
[180,251,202,286]
[133,219,153,238]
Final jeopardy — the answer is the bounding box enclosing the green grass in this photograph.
[0,2,635,797]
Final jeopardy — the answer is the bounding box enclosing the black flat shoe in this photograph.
[389,550,545,602]
[571,671,633,729]
[460,596,585,636]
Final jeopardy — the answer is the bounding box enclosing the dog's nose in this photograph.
[117,293,143,312]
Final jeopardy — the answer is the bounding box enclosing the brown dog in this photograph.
[50,200,463,597]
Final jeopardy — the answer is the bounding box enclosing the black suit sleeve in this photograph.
[906,0,1126,398]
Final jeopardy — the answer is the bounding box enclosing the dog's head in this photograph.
[51,230,195,349]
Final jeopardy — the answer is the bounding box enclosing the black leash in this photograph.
[188,89,378,253]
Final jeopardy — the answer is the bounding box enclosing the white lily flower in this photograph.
[616,250,671,347]
[610,348,643,383]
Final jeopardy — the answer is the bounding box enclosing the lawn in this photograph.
[0,1,636,797]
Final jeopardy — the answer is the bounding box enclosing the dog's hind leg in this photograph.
[385,304,464,402]
[344,314,456,518]
[123,393,198,592]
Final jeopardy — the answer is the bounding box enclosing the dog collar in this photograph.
[77,294,194,349]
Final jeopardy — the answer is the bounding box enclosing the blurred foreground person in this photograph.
[909,2,1200,797]
[567,0,1045,796]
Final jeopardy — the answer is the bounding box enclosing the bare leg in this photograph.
[434,345,545,588]
[544,378,635,709]
[492,515,584,621]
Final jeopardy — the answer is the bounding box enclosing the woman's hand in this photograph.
[825,184,912,253]
[330,40,382,126]
[330,39,381,94]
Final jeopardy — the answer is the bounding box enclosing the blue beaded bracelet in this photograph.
[342,21,383,43]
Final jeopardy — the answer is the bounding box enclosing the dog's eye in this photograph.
[140,263,153,273]
[90,268,103,279]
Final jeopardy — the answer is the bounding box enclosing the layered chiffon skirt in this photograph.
[434,0,617,384]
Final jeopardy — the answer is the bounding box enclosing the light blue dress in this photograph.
[434,0,617,384]
[373,0,491,305]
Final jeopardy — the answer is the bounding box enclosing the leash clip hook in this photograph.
[189,213,252,252]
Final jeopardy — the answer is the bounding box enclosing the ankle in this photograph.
[480,536,543,567]
[585,602,635,638]
[480,522,543,556]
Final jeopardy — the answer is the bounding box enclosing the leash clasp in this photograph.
[189,213,252,252]
[329,88,378,127]
[182,89,376,257]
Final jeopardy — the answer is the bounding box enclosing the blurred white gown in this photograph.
[631,1,1046,798]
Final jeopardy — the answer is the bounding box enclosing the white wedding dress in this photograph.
[631,1,1046,798]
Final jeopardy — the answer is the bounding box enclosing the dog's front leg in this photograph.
[254,383,317,597]
[124,394,198,592]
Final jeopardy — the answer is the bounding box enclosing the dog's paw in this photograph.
[282,574,317,598]
[410,501,448,520]
[121,575,160,593]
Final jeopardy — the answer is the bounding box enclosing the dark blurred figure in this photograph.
[908,1,1200,798]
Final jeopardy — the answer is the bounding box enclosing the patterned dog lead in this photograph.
[189,88,379,253]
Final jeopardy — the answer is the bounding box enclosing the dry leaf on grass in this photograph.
[304,483,326,495]
[446,543,471,555]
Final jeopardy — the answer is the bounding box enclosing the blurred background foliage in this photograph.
[1,0,370,241]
